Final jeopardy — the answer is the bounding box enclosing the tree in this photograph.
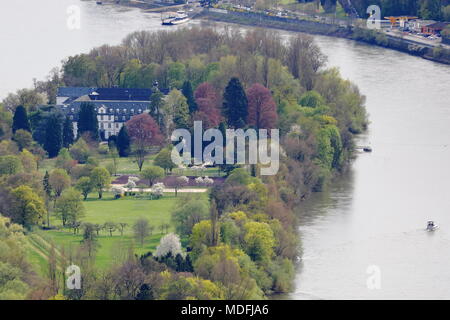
[133,218,150,246]
[155,233,182,258]
[117,222,128,236]
[90,167,111,199]
[141,165,164,187]
[171,195,209,236]
[222,78,248,128]
[126,113,163,171]
[149,90,165,128]
[108,146,119,176]
[49,168,71,199]
[70,137,91,163]
[75,177,93,200]
[44,113,62,158]
[0,155,22,175]
[54,188,86,226]
[173,175,188,197]
[103,221,117,237]
[13,129,33,151]
[181,81,197,114]
[9,185,46,229]
[77,102,98,140]
[19,149,37,172]
[195,82,219,107]
[12,106,30,133]
[116,125,131,157]
[246,83,278,130]
[193,97,222,129]
[0,216,31,299]
[162,89,190,133]
[419,0,442,20]
[81,223,98,258]
[299,90,324,108]
[43,170,52,198]
[243,221,275,263]
[54,149,75,174]
[286,34,326,90]
[154,147,176,174]
[62,117,74,148]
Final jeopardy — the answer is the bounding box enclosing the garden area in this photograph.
[28,191,208,272]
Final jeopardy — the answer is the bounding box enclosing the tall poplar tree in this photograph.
[117,125,130,157]
[62,117,75,148]
[181,80,197,114]
[12,106,30,133]
[44,114,63,158]
[77,102,98,140]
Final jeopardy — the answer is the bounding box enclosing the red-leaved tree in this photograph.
[194,82,219,106]
[193,82,222,128]
[126,113,163,171]
[246,83,278,130]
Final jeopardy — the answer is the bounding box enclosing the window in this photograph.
[108,123,111,129]
[116,123,119,128]
[138,109,142,113]
[122,116,126,121]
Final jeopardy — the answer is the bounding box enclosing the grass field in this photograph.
[28,192,208,270]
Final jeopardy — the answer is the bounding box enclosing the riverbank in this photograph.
[197,9,450,66]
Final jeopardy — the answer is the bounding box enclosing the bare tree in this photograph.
[133,218,150,247]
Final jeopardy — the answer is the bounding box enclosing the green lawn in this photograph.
[40,154,225,177]
[33,192,208,270]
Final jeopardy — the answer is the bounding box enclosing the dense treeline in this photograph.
[302,0,450,20]
[351,0,450,20]
[0,27,367,299]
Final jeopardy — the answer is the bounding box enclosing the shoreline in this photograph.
[107,1,450,65]
[196,9,450,66]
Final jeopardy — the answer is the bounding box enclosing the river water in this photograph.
[2,0,450,300]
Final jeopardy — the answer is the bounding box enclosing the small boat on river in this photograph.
[426,221,438,231]
[161,11,190,25]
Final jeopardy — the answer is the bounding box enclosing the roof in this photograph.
[57,87,97,98]
[89,88,153,101]
[68,100,151,111]
[57,87,170,104]
[424,22,450,29]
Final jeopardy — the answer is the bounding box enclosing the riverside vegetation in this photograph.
[0,26,367,300]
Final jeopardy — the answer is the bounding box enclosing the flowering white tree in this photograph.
[195,177,204,185]
[128,176,140,183]
[151,182,165,199]
[203,176,214,186]
[124,180,136,192]
[155,233,182,258]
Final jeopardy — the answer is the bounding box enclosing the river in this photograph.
[2,0,450,300]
